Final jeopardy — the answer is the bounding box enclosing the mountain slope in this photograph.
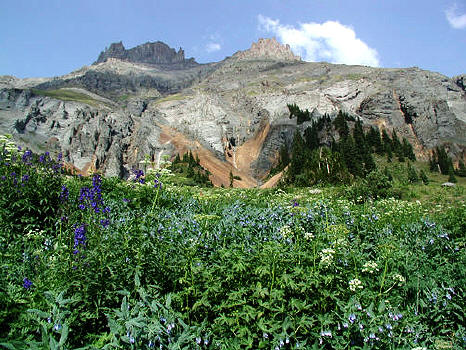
[0,39,464,186]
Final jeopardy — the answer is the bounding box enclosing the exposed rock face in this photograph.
[0,38,465,187]
[95,41,198,67]
[234,38,301,61]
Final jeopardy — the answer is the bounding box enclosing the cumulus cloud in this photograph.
[206,42,221,52]
[257,14,380,67]
[446,4,466,29]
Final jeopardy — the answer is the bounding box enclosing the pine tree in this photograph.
[304,123,319,151]
[448,166,457,183]
[342,135,363,177]
[333,110,349,139]
[367,126,384,155]
[420,169,429,185]
[229,170,234,187]
[456,160,466,177]
[382,129,392,153]
[391,130,402,155]
[402,138,416,161]
[287,131,307,182]
[407,163,419,183]
[436,146,452,175]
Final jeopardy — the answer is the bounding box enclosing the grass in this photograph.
[154,93,189,104]
[31,88,109,108]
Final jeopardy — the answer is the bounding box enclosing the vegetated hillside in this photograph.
[0,39,465,186]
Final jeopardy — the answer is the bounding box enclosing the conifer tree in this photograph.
[382,129,392,152]
[457,159,466,177]
[448,166,457,183]
[402,138,416,161]
[407,163,419,183]
[333,110,349,139]
[288,131,307,181]
[229,170,234,187]
[391,130,402,154]
[420,169,429,185]
[304,123,319,151]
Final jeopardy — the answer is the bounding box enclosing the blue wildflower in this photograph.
[23,278,32,289]
[74,224,87,251]
[60,185,69,202]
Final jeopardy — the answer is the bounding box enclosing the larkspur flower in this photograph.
[74,224,87,251]
[23,278,32,289]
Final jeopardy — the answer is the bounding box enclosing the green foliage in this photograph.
[170,151,212,187]
[31,89,104,107]
[347,169,394,202]
[407,163,419,183]
[1,135,465,349]
[287,103,311,124]
[420,169,429,185]
[456,160,466,177]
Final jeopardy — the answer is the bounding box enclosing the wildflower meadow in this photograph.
[0,135,465,349]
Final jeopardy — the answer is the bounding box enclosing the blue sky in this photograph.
[1,0,465,78]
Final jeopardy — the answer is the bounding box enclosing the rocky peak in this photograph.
[234,38,301,61]
[94,41,198,67]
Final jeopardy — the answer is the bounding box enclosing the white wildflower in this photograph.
[319,248,335,267]
[392,273,406,285]
[280,225,293,238]
[362,261,379,274]
[304,232,314,240]
[349,278,363,292]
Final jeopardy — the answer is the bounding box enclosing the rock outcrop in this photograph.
[233,38,301,61]
[95,41,198,68]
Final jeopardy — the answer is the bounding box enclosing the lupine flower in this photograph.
[100,219,110,228]
[23,278,32,289]
[59,185,69,202]
[348,313,356,323]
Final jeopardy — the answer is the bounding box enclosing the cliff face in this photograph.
[0,39,465,186]
[95,41,198,67]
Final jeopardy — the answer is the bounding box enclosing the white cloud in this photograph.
[446,4,466,29]
[206,42,221,53]
[257,14,380,67]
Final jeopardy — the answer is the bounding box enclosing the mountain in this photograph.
[95,41,198,67]
[1,39,465,187]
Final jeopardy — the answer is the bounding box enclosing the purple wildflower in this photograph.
[23,278,32,289]
[74,224,87,251]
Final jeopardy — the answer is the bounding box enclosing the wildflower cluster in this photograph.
[349,278,363,292]
[132,168,145,184]
[362,261,379,274]
[319,248,335,267]
[73,224,87,255]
